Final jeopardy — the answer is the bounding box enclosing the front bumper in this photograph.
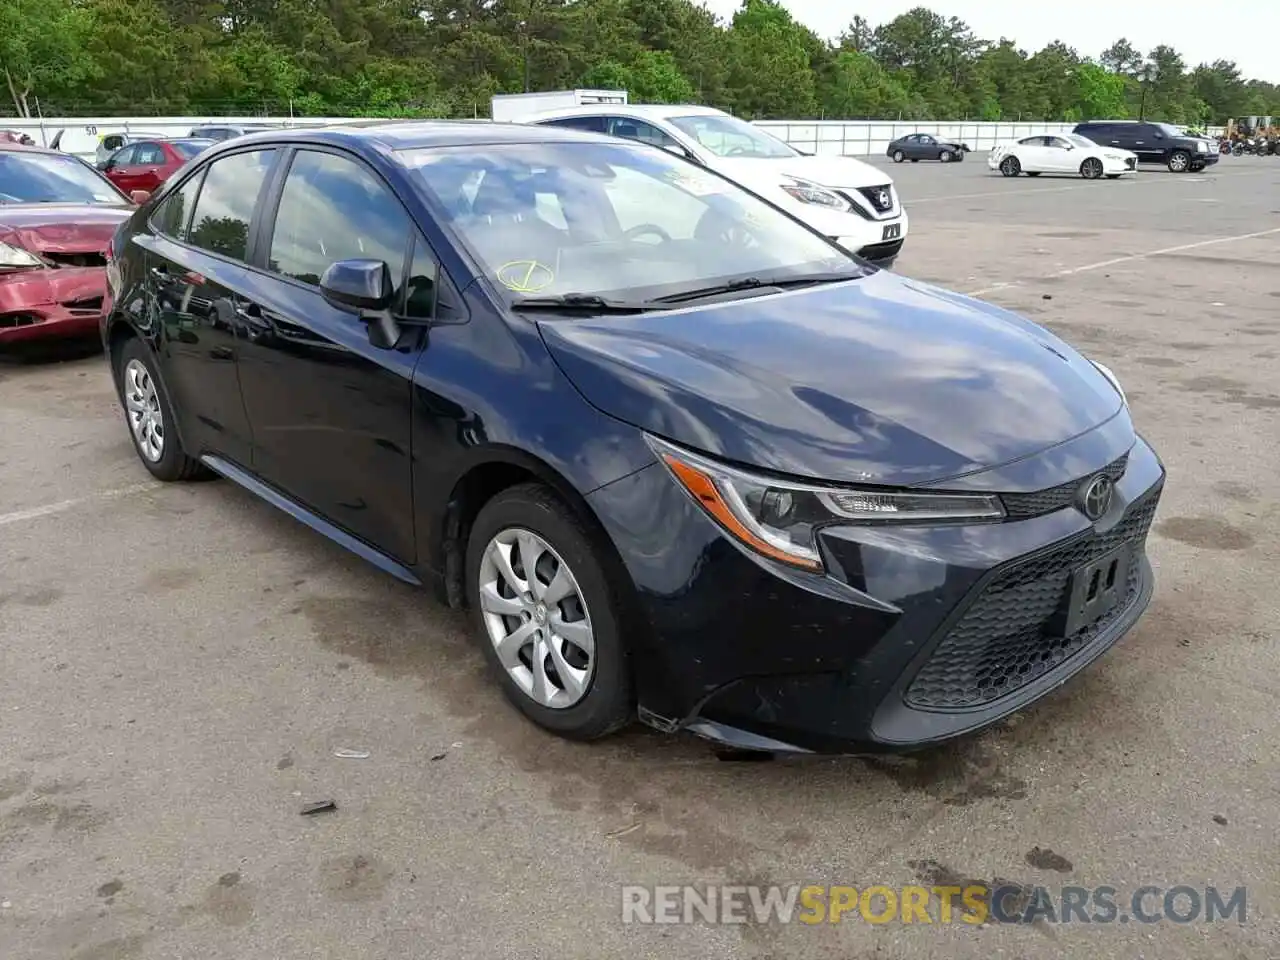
[779,196,909,265]
[588,420,1165,754]
[0,267,107,345]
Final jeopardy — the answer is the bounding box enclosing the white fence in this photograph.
[2,115,1227,162]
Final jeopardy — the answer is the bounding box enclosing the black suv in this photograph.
[1073,121,1218,173]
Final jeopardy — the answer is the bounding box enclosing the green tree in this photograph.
[0,0,95,115]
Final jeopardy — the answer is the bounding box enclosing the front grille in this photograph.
[42,251,107,268]
[1001,454,1129,519]
[64,296,104,316]
[857,239,904,261]
[855,184,896,214]
[904,483,1162,710]
[0,313,42,329]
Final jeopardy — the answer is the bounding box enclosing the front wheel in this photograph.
[115,337,208,481]
[1080,157,1104,179]
[892,150,905,163]
[1168,150,1191,173]
[939,150,953,163]
[1000,156,1021,177]
[466,483,633,741]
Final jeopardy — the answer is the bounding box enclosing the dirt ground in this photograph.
[1,154,1278,959]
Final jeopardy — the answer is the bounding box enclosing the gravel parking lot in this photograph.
[2,155,1278,960]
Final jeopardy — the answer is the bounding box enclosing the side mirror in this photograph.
[661,142,702,165]
[320,259,394,311]
[130,190,151,204]
[96,160,109,171]
[320,259,400,347]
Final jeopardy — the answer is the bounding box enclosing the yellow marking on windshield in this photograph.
[496,260,555,293]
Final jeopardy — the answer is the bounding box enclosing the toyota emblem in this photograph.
[877,189,891,209]
[1078,474,1114,521]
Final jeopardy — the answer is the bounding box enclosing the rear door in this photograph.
[129,142,169,192]
[140,148,280,464]
[231,146,423,562]
[1015,136,1050,170]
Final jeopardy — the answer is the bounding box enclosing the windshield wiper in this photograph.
[650,270,866,305]
[511,293,658,315]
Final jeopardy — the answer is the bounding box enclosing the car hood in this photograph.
[0,204,131,254]
[712,154,890,191]
[537,271,1126,486]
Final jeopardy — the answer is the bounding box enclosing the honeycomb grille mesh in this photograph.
[904,484,1161,710]
[1001,454,1129,520]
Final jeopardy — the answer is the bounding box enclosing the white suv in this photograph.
[519,104,908,266]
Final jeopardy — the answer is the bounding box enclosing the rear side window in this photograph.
[188,149,276,261]
[541,116,607,133]
[266,149,410,288]
[135,144,165,165]
[607,117,679,149]
[154,172,204,240]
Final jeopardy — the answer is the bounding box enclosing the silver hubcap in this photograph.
[477,528,595,709]
[123,358,164,462]
[1171,154,1187,171]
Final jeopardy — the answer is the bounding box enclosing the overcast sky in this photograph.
[702,1,1279,83]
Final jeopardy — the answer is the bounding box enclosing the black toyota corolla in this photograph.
[101,122,1164,754]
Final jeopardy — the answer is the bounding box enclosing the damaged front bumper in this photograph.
[0,267,107,345]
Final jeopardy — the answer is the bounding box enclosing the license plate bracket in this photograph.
[1052,543,1133,638]
[882,223,902,241]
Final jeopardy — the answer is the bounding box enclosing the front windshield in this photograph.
[667,114,798,159]
[1066,134,1097,149]
[402,140,857,303]
[0,152,125,205]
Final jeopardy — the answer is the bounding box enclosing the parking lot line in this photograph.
[966,225,1280,296]
[909,165,1276,204]
[0,481,155,527]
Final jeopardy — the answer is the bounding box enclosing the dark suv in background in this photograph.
[1073,121,1217,173]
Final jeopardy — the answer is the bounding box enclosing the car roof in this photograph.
[522,103,729,123]
[215,119,636,154]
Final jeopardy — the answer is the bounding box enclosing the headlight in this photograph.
[779,178,851,212]
[1196,141,1208,152]
[647,435,1005,571]
[1091,360,1127,405]
[0,241,43,270]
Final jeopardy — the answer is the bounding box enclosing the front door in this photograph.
[1043,137,1076,172]
[232,146,420,563]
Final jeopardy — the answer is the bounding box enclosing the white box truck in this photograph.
[490,89,628,123]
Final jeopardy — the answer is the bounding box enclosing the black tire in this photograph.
[114,337,208,482]
[1080,157,1104,179]
[1168,150,1191,173]
[1000,156,1021,177]
[465,483,633,741]
[1026,171,1042,177]
[892,150,905,163]
[939,150,953,163]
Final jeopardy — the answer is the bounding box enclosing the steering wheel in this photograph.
[622,223,673,244]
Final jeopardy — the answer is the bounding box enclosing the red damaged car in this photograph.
[1,143,144,347]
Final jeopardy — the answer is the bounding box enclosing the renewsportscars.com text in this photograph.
[621,884,1247,926]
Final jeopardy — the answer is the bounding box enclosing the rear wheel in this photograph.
[1168,150,1191,173]
[892,150,905,163]
[1080,157,1104,179]
[115,338,207,482]
[1000,156,1021,177]
[466,483,633,740]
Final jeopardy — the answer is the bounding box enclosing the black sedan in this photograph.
[101,122,1164,754]
[887,133,971,163]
